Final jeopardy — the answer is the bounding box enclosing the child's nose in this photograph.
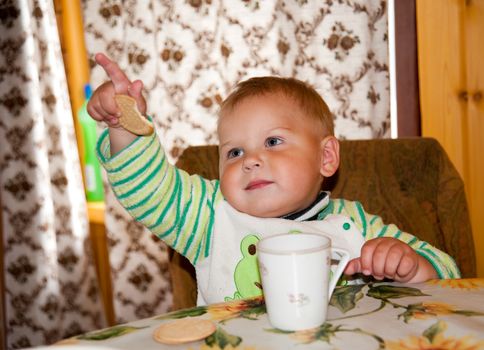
[242,154,262,172]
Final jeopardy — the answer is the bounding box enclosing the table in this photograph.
[57,278,484,349]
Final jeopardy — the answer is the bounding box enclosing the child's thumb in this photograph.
[128,80,147,115]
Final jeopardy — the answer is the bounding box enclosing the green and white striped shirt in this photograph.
[97,131,461,303]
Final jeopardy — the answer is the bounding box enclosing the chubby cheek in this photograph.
[219,165,239,202]
[277,159,322,196]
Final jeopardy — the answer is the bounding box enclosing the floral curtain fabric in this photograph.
[83,0,389,323]
[0,0,105,348]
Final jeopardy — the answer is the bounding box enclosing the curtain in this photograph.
[83,0,390,323]
[0,0,105,348]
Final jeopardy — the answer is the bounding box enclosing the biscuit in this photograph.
[153,318,216,345]
[114,95,154,136]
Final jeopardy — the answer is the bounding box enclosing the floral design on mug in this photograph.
[288,293,310,307]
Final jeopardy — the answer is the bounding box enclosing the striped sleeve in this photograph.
[331,199,461,279]
[96,129,223,264]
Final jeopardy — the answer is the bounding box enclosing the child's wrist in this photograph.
[408,255,438,283]
[109,127,138,156]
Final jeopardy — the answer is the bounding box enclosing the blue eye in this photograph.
[227,148,244,159]
[265,137,283,147]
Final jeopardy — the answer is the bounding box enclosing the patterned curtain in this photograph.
[0,1,105,348]
[83,0,389,323]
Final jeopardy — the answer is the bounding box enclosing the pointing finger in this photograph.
[95,53,131,94]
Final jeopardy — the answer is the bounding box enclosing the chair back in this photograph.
[171,137,476,309]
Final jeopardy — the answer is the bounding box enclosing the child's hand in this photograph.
[87,53,147,128]
[344,237,438,283]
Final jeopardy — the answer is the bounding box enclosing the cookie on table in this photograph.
[153,318,216,345]
[114,95,154,136]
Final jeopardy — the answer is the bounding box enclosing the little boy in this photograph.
[89,53,460,305]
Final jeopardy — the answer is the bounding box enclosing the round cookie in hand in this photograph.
[114,95,154,136]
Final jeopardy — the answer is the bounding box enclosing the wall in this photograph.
[417,0,484,277]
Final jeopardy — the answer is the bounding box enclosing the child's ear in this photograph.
[319,136,340,177]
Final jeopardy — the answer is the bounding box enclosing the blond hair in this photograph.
[219,76,334,135]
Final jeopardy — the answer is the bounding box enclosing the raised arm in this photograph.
[87,53,147,155]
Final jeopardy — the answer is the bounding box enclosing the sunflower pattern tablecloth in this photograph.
[58,279,484,350]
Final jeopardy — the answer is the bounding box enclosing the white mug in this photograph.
[257,232,350,331]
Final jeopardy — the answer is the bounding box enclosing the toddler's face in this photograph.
[218,93,326,218]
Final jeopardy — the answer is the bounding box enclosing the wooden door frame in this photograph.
[394,0,421,137]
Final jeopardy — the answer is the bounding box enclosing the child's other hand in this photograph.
[87,53,147,128]
[344,237,438,283]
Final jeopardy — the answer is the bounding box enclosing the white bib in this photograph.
[195,201,364,305]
